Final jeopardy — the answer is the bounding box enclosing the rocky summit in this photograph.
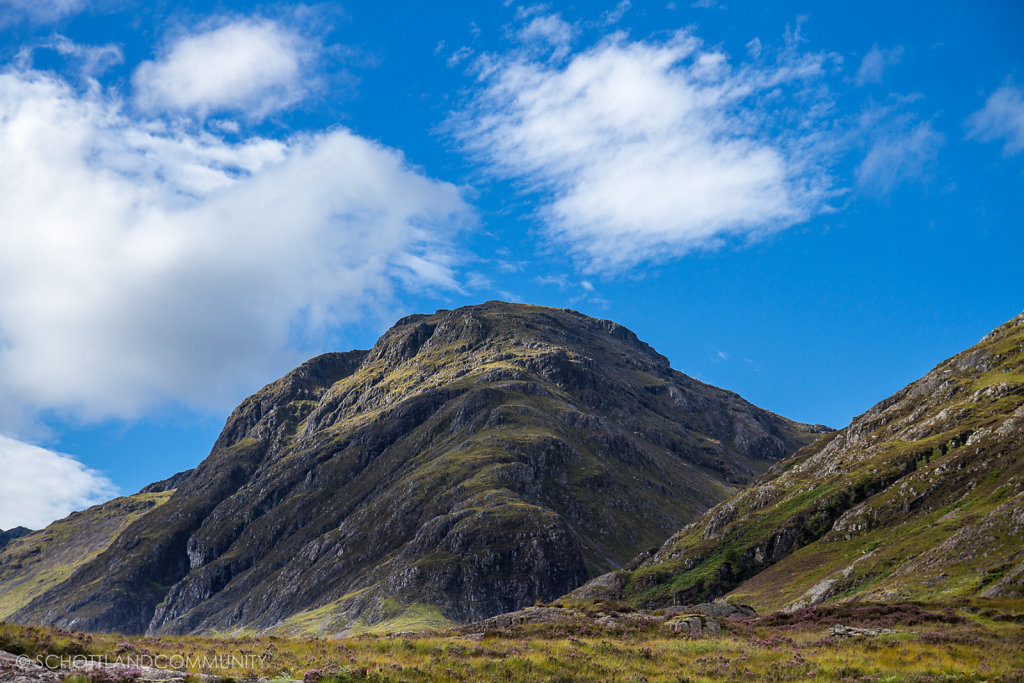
[569,311,1024,612]
[6,302,822,636]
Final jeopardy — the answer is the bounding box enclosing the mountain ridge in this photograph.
[567,310,1024,611]
[8,301,823,635]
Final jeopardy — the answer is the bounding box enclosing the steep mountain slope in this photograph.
[0,528,30,552]
[571,311,1024,611]
[11,302,821,635]
[0,488,176,619]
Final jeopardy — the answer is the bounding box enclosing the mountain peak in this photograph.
[10,302,821,636]
[369,301,664,370]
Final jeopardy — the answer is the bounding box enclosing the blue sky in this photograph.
[0,0,1021,529]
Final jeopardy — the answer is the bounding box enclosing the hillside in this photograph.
[0,528,30,552]
[570,311,1024,611]
[0,489,175,620]
[8,302,821,635]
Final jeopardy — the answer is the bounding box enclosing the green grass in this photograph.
[2,600,1022,682]
[347,602,453,636]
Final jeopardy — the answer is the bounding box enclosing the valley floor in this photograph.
[1,600,1022,682]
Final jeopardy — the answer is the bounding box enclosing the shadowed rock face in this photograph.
[582,311,1024,612]
[0,490,177,621]
[11,302,821,635]
[0,527,31,552]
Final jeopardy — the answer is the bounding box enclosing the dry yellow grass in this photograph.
[2,600,1022,681]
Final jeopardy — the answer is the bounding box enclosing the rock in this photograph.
[0,649,223,682]
[827,624,898,638]
[462,606,581,633]
[666,602,756,619]
[659,601,751,636]
[702,502,737,539]
[982,556,1024,598]
[786,579,838,612]
[137,469,194,494]
[0,651,59,683]
[663,615,722,636]
[63,657,200,681]
[566,571,627,601]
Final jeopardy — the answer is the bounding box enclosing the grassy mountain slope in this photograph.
[10,302,822,635]
[571,311,1024,611]
[0,528,30,552]
[0,490,174,619]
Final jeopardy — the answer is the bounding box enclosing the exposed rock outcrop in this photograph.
[459,601,754,637]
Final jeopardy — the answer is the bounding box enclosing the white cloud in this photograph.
[454,32,835,271]
[535,274,569,288]
[0,68,469,428]
[447,46,474,68]
[0,435,116,529]
[37,35,123,79]
[746,37,762,59]
[466,272,493,289]
[966,84,1024,155]
[856,120,943,194]
[601,1,631,25]
[133,19,313,119]
[0,0,85,24]
[517,14,577,59]
[854,45,903,86]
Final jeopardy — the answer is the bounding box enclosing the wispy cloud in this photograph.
[466,271,493,289]
[601,1,631,25]
[0,0,87,25]
[133,19,316,120]
[516,12,578,59]
[447,45,474,68]
[856,114,944,195]
[19,35,124,80]
[452,31,837,271]
[0,435,116,529]
[0,66,470,429]
[854,45,903,86]
[966,84,1024,155]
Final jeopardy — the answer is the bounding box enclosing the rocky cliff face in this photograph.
[9,302,820,635]
[572,311,1024,611]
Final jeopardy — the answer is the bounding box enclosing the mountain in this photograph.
[0,528,31,552]
[569,311,1024,611]
[7,302,822,635]
[0,489,176,620]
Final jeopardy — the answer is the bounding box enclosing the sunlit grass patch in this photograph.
[1,600,1022,681]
